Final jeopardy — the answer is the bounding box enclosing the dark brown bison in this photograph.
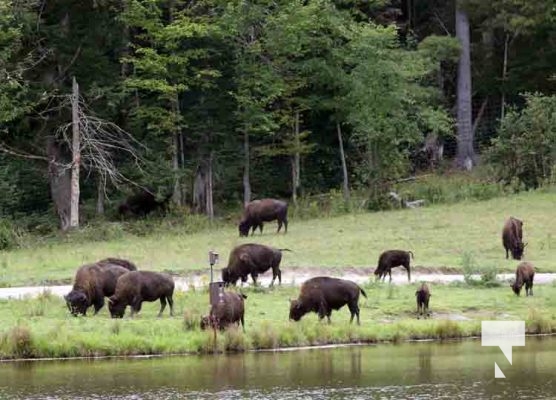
[502,217,526,260]
[415,283,431,318]
[239,199,288,237]
[118,190,171,218]
[374,250,413,282]
[200,292,247,331]
[289,276,367,324]
[97,257,138,271]
[64,259,137,316]
[221,243,290,287]
[511,261,535,296]
[108,271,174,318]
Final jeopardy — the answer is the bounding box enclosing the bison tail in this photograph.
[408,251,414,259]
[240,292,248,299]
[279,248,293,252]
[359,287,367,298]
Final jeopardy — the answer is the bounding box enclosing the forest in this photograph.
[0,0,555,236]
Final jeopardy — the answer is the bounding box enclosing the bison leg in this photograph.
[167,295,174,316]
[158,296,167,317]
[527,281,533,296]
[404,263,411,282]
[283,218,288,234]
[259,223,264,235]
[240,314,245,332]
[251,273,258,286]
[93,298,105,315]
[348,302,361,325]
[277,219,282,233]
[388,269,393,283]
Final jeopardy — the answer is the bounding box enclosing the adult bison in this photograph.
[289,276,367,324]
[118,190,171,218]
[502,217,526,260]
[221,243,290,287]
[200,292,247,331]
[415,283,431,318]
[238,199,288,237]
[511,262,535,296]
[108,271,175,318]
[374,250,413,282]
[64,258,137,316]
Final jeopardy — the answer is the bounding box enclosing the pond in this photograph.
[0,337,554,399]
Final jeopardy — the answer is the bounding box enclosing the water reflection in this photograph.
[0,338,555,399]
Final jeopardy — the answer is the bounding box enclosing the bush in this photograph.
[461,251,500,287]
[0,220,25,250]
[487,93,556,190]
[7,325,34,357]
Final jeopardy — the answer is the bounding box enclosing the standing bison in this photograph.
[511,262,535,296]
[108,271,175,318]
[239,199,288,237]
[221,243,290,287]
[118,190,172,218]
[289,276,367,324]
[200,292,247,331]
[415,283,431,318]
[64,258,137,316]
[374,250,413,282]
[502,217,526,260]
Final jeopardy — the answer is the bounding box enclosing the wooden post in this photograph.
[69,76,80,229]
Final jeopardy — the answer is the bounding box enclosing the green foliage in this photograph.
[0,219,25,251]
[461,251,501,287]
[488,93,556,189]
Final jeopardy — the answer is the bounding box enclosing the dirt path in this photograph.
[1,268,555,300]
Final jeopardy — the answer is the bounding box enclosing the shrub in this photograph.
[435,320,462,339]
[0,220,24,251]
[8,325,34,357]
[461,252,500,287]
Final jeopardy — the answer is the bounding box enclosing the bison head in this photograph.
[238,220,250,237]
[108,296,126,318]
[289,299,305,321]
[510,280,522,296]
[511,242,527,260]
[64,290,88,316]
[221,267,239,286]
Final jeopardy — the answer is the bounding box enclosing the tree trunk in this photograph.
[70,76,80,229]
[193,163,206,214]
[206,152,214,220]
[172,132,182,206]
[243,129,251,205]
[292,110,301,204]
[501,33,510,120]
[337,122,350,202]
[96,175,105,215]
[455,3,474,170]
[47,139,71,231]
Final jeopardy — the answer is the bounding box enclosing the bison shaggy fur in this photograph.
[502,217,526,260]
[118,190,171,218]
[108,271,174,318]
[238,199,288,237]
[200,292,247,331]
[511,262,535,296]
[289,276,367,324]
[374,250,413,282]
[221,243,289,287]
[415,283,431,318]
[64,259,136,316]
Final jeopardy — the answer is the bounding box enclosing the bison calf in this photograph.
[201,292,247,331]
[502,217,527,260]
[108,271,174,318]
[221,243,289,287]
[64,258,137,316]
[239,199,288,237]
[511,262,535,296]
[415,283,431,318]
[289,276,367,324]
[374,250,413,282]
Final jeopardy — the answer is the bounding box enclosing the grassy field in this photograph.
[0,187,555,287]
[0,282,555,359]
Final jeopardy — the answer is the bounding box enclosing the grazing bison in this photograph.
[64,259,136,316]
[200,292,247,331]
[374,250,413,282]
[108,271,174,318]
[511,262,535,296]
[502,217,526,260]
[97,257,138,271]
[118,190,171,218]
[289,276,367,324]
[239,199,288,237]
[415,283,431,318]
[221,243,290,287]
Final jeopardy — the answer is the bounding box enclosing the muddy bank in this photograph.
[1,267,555,300]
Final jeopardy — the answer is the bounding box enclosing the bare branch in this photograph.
[0,142,50,162]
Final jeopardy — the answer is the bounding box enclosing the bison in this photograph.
[108,271,175,318]
[415,283,431,318]
[502,217,527,260]
[200,292,247,331]
[64,259,137,316]
[238,199,288,237]
[289,276,367,324]
[511,261,535,296]
[118,190,171,218]
[221,243,290,287]
[374,250,413,282]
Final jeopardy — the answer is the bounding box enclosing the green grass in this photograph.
[0,187,555,287]
[0,283,555,359]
